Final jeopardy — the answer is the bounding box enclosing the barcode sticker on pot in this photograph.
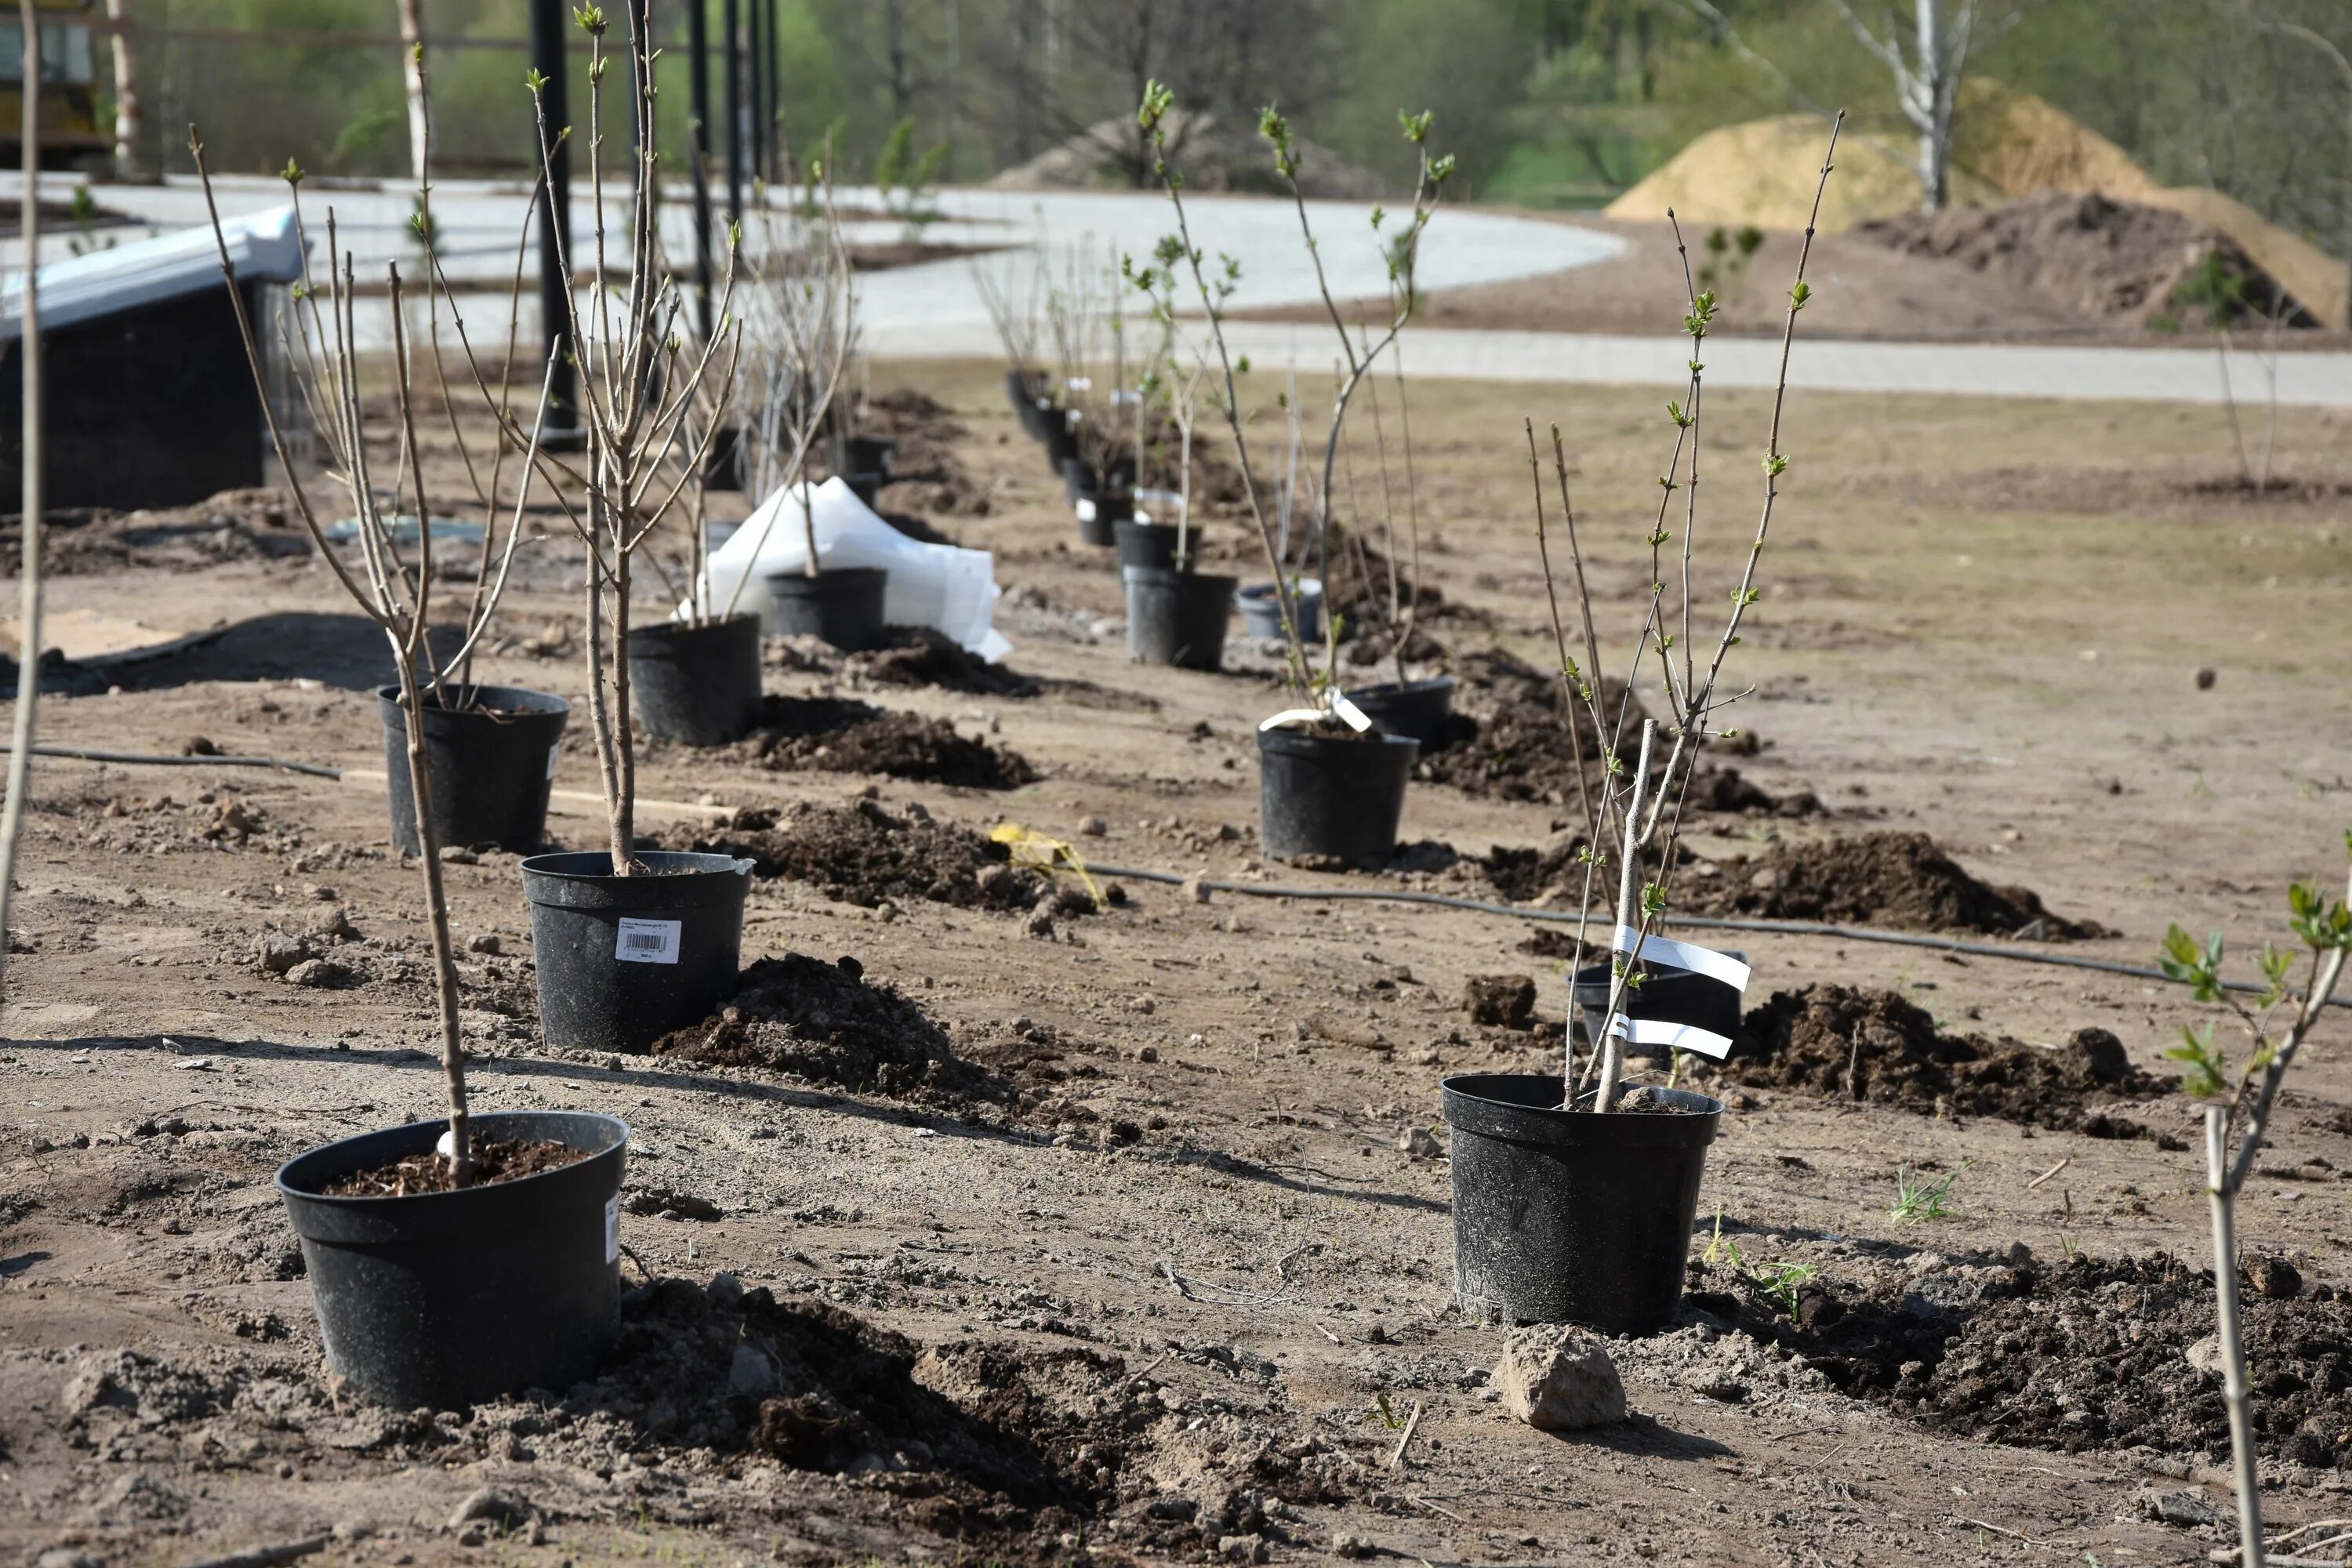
[545,746,561,781]
[615,918,682,964]
[1076,498,1097,523]
[604,1195,619,1264]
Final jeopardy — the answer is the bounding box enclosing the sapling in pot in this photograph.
[1065,263,1138,546]
[191,100,629,1407]
[1443,116,1845,1334]
[731,149,877,649]
[1134,83,1442,866]
[2157,848,2351,1568]
[973,245,1049,434]
[514,2,757,1057]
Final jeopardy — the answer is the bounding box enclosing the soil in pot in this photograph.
[1076,488,1131,547]
[1443,1073,1719,1334]
[376,682,568,855]
[520,849,755,1054]
[763,565,888,651]
[275,1109,628,1409]
[626,614,763,746]
[1256,724,1417,868]
[1124,568,1235,671]
[739,694,1038,789]
[1343,676,1458,751]
[321,1135,585,1196]
[1236,579,1323,643]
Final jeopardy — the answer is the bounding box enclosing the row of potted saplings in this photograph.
[1006,365,1460,872]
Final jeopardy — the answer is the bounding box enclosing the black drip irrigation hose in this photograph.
[8,744,2337,1011]
[1085,862,2352,1011]
[1,744,345,780]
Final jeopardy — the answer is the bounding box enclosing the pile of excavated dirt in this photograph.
[736,695,1038,790]
[1858,192,2312,329]
[653,953,1007,1103]
[2,490,314,575]
[1690,1251,2352,1467]
[1702,984,2177,1139]
[662,799,1090,914]
[857,629,1044,697]
[853,387,989,517]
[1682,830,2107,938]
[990,109,1386,199]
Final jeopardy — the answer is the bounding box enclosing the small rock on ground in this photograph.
[1493,1326,1627,1430]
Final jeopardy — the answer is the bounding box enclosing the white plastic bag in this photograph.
[693,477,1009,662]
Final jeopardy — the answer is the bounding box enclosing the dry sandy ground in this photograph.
[2,360,2351,1568]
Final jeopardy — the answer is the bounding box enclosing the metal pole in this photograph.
[529,0,578,434]
[722,0,742,223]
[746,0,766,186]
[688,0,713,343]
[760,0,779,182]
[0,0,47,1003]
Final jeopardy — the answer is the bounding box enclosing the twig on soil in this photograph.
[2026,1157,2071,1189]
[1406,1493,1468,1524]
[1388,1398,1425,1469]
[1954,1516,2062,1547]
[1156,1258,1292,1307]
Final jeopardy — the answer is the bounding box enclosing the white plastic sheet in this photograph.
[694,477,1008,662]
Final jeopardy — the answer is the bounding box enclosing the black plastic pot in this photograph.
[1006,368,1040,420]
[841,434,895,479]
[1256,725,1418,867]
[625,615,762,746]
[1076,488,1132,547]
[764,565,888,650]
[1443,1074,1722,1334]
[276,1109,629,1409]
[521,850,754,1054]
[1114,517,1196,572]
[1571,954,1746,1053]
[844,472,883,509]
[376,683,568,856]
[1345,676,1459,751]
[1237,579,1324,643]
[1124,567,1236,671]
[1042,418,1079,474]
[1062,455,1136,503]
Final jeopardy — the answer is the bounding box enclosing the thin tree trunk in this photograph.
[1915,0,1944,210]
[397,0,429,180]
[608,530,636,872]
[394,655,473,1182]
[2206,1105,2266,1568]
[0,0,43,1000]
[104,0,141,179]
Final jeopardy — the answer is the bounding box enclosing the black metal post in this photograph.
[530,0,578,434]
[722,0,743,223]
[746,0,767,187]
[759,0,779,183]
[688,0,713,343]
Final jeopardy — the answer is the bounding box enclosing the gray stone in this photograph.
[1396,1126,1443,1160]
[2137,1487,2220,1529]
[283,958,345,989]
[255,934,314,975]
[448,1486,532,1532]
[1493,1327,1627,1430]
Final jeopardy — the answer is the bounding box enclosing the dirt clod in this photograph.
[663,800,1081,913]
[739,696,1036,790]
[1494,1327,1626,1430]
[1464,974,1537,1029]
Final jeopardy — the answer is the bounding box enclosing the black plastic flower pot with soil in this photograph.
[1006,368,1041,419]
[1442,1074,1722,1334]
[1076,488,1132,548]
[1062,455,1136,504]
[1237,579,1324,644]
[1570,956,1744,1052]
[1124,566,1236,671]
[1345,676,1460,752]
[1256,725,1418,867]
[376,683,568,856]
[520,849,755,1054]
[840,434,895,479]
[275,1108,630,1409]
[625,614,763,746]
[763,565,888,651]
[1114,517,1198,573]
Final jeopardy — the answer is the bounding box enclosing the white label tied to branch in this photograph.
[615,917,683,965]
[1611,926,1751,994]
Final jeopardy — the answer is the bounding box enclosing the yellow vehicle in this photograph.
[0,0,107,170]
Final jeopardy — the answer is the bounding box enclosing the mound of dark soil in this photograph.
[653,953,1008,1102]
[1682,830,2107,938]
[1857,191,2315,330]
[662,799,1090,914]
[859,628,1041,697]
[1700,1252,2352,1467]
[740,695,1037,789]
[1702,984,2176,1138]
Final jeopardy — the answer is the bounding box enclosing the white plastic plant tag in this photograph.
[1258,708,1324,732]
[614,917,683,964]
[604,1195,620,1264]
[545,745,561,781]
[1329,693,1374,732]
[1076,498,1097,523]
[1611,925,1751,993]
[1608,1014,1735,1061]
